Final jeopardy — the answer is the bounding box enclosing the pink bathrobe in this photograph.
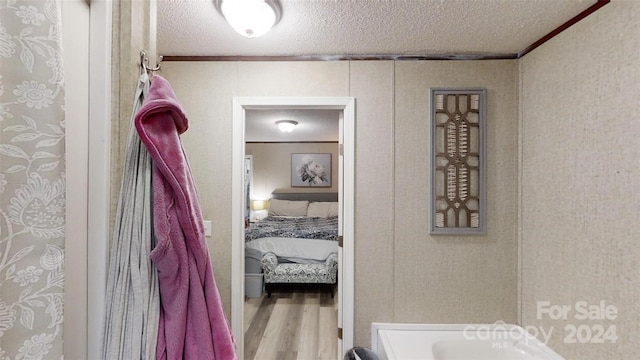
[135,75,236,360]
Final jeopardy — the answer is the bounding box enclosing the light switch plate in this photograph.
[203,220,212,237]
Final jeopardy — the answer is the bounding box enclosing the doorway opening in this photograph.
[231,97,355,359]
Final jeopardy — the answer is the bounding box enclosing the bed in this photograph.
[244,192,339,297]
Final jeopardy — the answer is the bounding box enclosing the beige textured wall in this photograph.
[160,61,350,320]
[350,61,396,346]
[519,1,640,359]
[246,142,340,199]
[160,59,519,347]
[394,61,519,324]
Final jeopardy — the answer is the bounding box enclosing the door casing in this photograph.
[231,96,355,359]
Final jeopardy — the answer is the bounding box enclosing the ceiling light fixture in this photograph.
[276,120,298,133]
[215,0,282,38]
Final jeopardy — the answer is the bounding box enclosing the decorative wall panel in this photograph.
[430,88,486,234]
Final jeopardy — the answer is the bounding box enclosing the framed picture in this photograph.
[291,153,331,187]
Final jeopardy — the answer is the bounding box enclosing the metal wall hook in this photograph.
[140,50,163,75]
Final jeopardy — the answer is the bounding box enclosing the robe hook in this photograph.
[140,50,163,75]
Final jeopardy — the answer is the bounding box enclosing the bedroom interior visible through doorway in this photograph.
[231,97,355,360]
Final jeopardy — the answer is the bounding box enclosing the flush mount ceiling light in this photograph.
[214,0,282,38]
[276,120,298,132]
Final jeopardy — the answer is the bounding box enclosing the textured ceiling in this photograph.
[157,0,599,57]
[157,0,602,141]
[246,109,339,142]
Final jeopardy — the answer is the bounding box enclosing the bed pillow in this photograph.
[268,199,309,217]
[307,202,339,217]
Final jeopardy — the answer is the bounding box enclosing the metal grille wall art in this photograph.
[430,88,486,234]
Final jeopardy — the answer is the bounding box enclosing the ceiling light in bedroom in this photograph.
[217,0,282,38]
[276,120,298,133]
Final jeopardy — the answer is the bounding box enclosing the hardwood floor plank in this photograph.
[245,288,338,360]
[278,293,304,356]
[244,295,277,360]
[244,296,262,333]
[281,350,299,360]
[318,306,337,360]
[253,298,290,359]
[296,295,320,360]
[320,290,336,307]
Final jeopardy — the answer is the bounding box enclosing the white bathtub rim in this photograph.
[371,322,565,360]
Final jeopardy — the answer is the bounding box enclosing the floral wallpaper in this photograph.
[0,0,65,359]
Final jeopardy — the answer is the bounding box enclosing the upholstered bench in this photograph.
[260,252,338,298]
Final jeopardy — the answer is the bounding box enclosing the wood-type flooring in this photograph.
[244,287,338,360]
